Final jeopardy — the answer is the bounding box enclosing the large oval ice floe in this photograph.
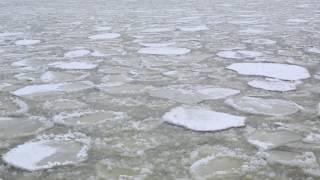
[0,117,53,139]
[225,96,301,116]
[247,130,302,150]
[11,81,94,98]
[227,63,310,81]
[248,79,299,92]
[88,33,121,40]
[138,47,190,55]
[49,61,98,70]
[217,50,263,60]
[64,49,91,58]
[2,132,91,171]
[162,106,246,132]
[53,110,128,126]
[15,39,41,46]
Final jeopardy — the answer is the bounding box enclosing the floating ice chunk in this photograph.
[195,87,240,100]
[244,38,276,45]
[303,133,320,144]
[178,25,209,32]
[286,18,308,23]
[0,32,23,37]
[49,61,98,70]
[225,96,301,116]
[0,97,28,116]
[227,63,310,81]
[149,89,201,104]
[43,99,87,111]
[163,106,246,131]
[91,50,107,57]
[138,47,190,55]
[142,27,174,33]
[267,150,320,173]
[239,28,270,35]
[247,130,302,150]
[0,117,53,139]
[95,26,112,31]
[217,50,263,60]
[12,81,94,98]
[248,79,298,92]
[139,42,176,48]
[306,47,320,54]
[53,110,127,126]
[15,39,41,46]
[64,49,91,58]
[190,156,243,179]
[88,33,120,40]
[2,132,90,171]
[40,71,90,83]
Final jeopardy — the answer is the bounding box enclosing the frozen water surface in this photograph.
[0,0,320,179]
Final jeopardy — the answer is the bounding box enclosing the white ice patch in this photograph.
[88,33,121,40]
[178,25,209,32]
[303,133,320,144]
[247,130,302,150]
[64,49,91,58]
[15,39,41,46]
[306,47,320,54]
[49,61,98,70]
[40,71,90,83]
[0,32,23,37]
[53,110,127,126]
[225,96,301,116]
[227,63,310,81]
[217,50,263,60]
[12,81,94,98]
[163,106,246,132]
[142,27,174,33]
[2,132,90,171]
[95,26,112,31]
[138,47,190,55]
[244,38,276,45]
[139,42,176,48]
[248,79,298,92]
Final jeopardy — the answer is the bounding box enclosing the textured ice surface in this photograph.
[248,79,298,92]
[178,25,209,32]
[2,132,90,171]
[247,130,302,150]
[225,96,301,116]
[64,49,91,58]
[138,47,190,55]
[217,50,263,60]
[88,33,121,40]
[227,63,310,80]
[49,62,98,70]
[163,106,246,131]
[15,39,41,46]
[40,71,90,83]
[0,117,53,139]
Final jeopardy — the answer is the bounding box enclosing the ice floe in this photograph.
[216,50,263,60]
[225,96,301,116]
[248,79,299,92]
[178,25,209,32]
[227,63,310,81]
[15,39,41,46]
[162,106,246,131]
[138,47,190,55]
[64,49,91,58]
[2,132,91,171]
[306,47,320,54]
[53,110,127,126]
[0,117,53,139]
[303,133,320,144]
[49,61,98,70]
[244,38,276,45]
[0,97,28,116]
[95,26,112,31]
[43,99,87,112]
[12,81,94,98]
[142,27,174,33]
[40,71,90,83]
[0,32,23,37]
[139,42,176,47]
[88,33,121,40]
[247,130,302,150]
